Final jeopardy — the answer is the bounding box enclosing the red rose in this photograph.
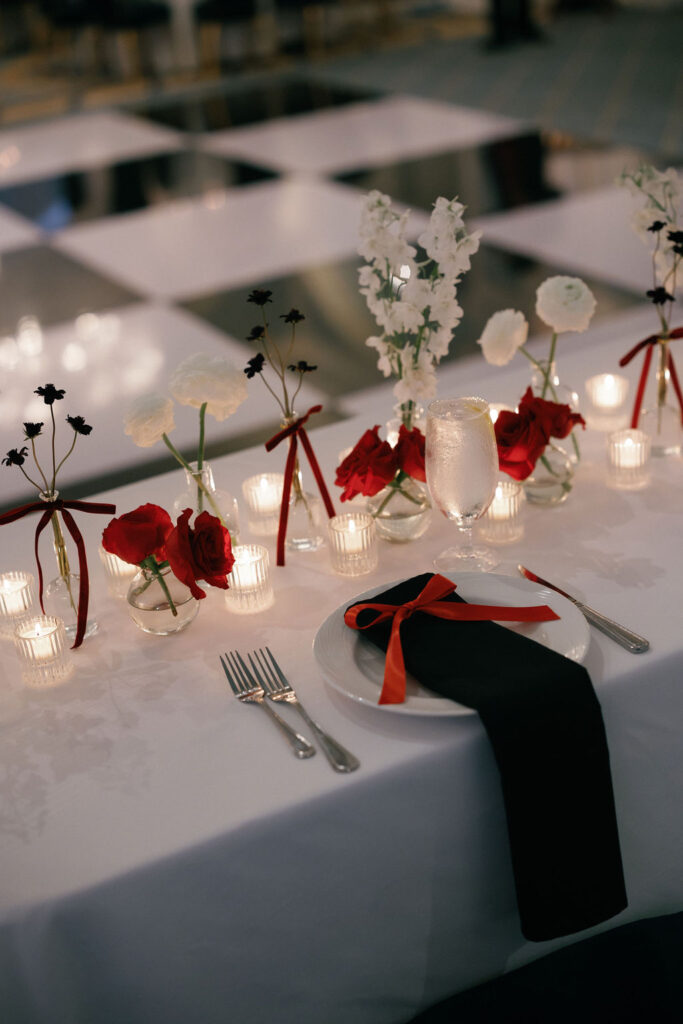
[494,407,550,481]
[394,425,426,482]
[165,509,235,600]
[102,503,173,564]
[518,388,586,439]
[335,426,398,501]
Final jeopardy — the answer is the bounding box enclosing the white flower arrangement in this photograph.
[535,276,596,334]
[477,309,528,367]
[358,191,481,426]
[619,164,681,335]
[124,393,175,448]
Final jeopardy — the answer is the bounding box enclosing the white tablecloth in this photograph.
[1,306,682,1023]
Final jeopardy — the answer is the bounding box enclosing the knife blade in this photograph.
[517,565,650,654]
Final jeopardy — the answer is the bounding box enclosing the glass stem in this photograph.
[458,524,474,556]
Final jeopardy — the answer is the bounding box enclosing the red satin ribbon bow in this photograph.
[0,497,116,649]
[619,327,683,429]
[344,574,560,705]
[265,405,336,567]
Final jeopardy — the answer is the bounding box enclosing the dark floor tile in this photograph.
[181,246,640,399]
[0,151,276,231]
[134,77,378,133]
[0,247,141,334]
[336,132,560,216]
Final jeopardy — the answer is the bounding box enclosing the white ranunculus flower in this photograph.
[477,309,528,366]
[124,393,175,448]
[169,353,247,421]
[535,276,596,333]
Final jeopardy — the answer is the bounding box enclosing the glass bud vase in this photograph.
[286,482,325,552]
[41,494,97,641]
[126,565,199,636]
[530,360,581,464]
[367,476,432,542]
[173,462,240,543]
[523,444,574,507]
[639,338,682,457]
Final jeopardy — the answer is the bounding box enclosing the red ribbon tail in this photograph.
[34,510,54,614]
[667,352,683,425]
[379,613,408,705]
[299,428,336,519]
[60,508,89,649]
[630,344,654,429]
[277,435,299,567]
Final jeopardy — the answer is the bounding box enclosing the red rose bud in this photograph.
[102,503,173,565]
[518,387,586,439]
[335,426,398,501]
[494,408,550,482]
[394,425,426,482]
[165,509,235,600]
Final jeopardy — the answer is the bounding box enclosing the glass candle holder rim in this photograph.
[607,427,651,451]
[427,396,490,422]
[328,511,375,532]
[585,372,629,406]
[0,568,35,590]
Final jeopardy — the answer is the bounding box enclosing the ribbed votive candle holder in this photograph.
[0,571,35,639]
[607,428,651,490]
[241,473,284,536]
[99,545,138,599]
[479,480,524,544]
[328,513,378,576]
[585,373,630,431]
[14,614,73,688]
[224,545,274,614]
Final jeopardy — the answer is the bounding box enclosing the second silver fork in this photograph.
[249,648,360,774]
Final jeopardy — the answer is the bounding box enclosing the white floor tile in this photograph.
[0,301,327,506]
[201,95,523,175]
[474,185,653,294]
[0,112,182,189]
[0,205,40,254]
[52,177,429,301]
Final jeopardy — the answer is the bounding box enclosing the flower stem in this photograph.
[30,438,50,492]
[162,434,227,530]
[49,405,57,491]
[51,512,78,613]
[197,403,207,512]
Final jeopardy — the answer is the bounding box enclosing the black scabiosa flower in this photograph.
[244,354,266,378]
[34,384,65,405]
[66,415,92,435]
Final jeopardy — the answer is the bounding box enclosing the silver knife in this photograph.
[518,565,650,654]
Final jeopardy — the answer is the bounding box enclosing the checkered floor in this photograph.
[0,69,659,509]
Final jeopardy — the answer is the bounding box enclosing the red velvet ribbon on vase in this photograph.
[0,497,116,648]
[619,327,683,429]
[265,405,336,566]
[344,574,560,705]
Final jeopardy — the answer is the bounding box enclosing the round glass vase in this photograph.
[523,444,574,507]
[126,565,199,636]
[638,338,682,457]
[367,475,432,543]
[530,359,581,464]
[173,462,240,543]
[40,494,97,641]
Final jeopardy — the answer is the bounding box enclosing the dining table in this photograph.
[1,302,682,1024]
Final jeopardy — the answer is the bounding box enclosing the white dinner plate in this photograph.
[313,573,590,716]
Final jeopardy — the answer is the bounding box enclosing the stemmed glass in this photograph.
[425,396,499,572]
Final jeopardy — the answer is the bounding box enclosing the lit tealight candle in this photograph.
[607,428,651,489]
[14,615,73,688]
[242,474,284,536]
[586,373,629,411]
[224,545,274,614]
[328,513,378,576]
[479,480,524,544]
[99,545,138,600]
[0,571,35,638]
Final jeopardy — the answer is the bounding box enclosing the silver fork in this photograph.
[219,652,315,760]
[249,648,360,774]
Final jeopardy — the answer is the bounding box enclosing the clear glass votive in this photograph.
[241,473,284,536]
[328,513,378,576]
[14,614,74,688]
[585,374,630,432]
[478,480,525,544]
[224,545,274,614]
[99,544,138,599]
[0,571,35,639]
[607,428,651,490]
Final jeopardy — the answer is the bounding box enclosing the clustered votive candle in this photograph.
[479,480,524,544]
[0,571,35,639]
[241,473,284,536]
[14,614,73,688]
[328,513,378,576]
[99,544,138,599]
[585,374,630,431]
[224,544,274,614]
[607,428,651,489]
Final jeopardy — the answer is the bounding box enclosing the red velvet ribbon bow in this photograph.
[619,327,683,429]
[265,405,336,566]
[0,497,116,648]
[344,574,560,705]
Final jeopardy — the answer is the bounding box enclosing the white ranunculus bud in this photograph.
[169,353,248,421]
[477,309,528,366]
[535,276,596,333]
[124,393,175,448]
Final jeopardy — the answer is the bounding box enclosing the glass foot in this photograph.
[433,545,499,573]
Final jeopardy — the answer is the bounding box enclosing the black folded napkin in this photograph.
[347,572,627,942]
